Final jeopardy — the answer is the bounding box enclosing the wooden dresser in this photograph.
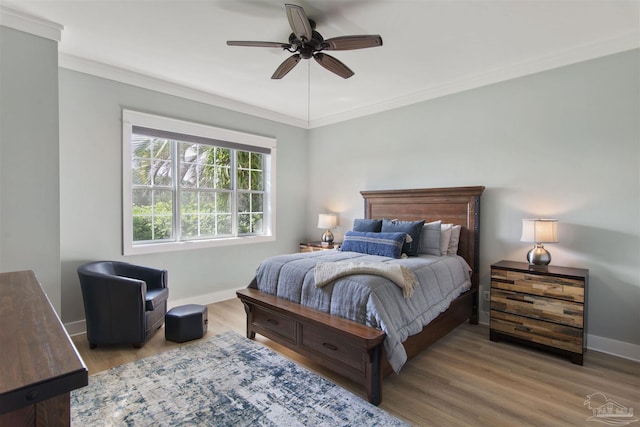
[0,271,88,426]
[489,260,588,365]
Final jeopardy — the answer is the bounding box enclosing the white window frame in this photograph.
[122,110,276,255]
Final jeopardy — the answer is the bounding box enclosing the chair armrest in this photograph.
[116,263,167,290]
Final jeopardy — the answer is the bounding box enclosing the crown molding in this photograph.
[309,32,640,128]
[58,53,310,129]
[59,30,638,130]
[0,6,63,42]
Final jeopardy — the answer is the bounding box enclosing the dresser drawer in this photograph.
[252,307,296,343]
[491,269,584,303]
[491,310,583,353]
[300,322,364,373]
[491,289,584,328]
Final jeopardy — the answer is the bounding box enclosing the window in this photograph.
[122,110,276,255]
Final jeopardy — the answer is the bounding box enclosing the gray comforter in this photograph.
[250,250,472,372]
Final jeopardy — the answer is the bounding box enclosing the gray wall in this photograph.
[58,69,309,324]
[306,50,640,347]
[0,27,62,311]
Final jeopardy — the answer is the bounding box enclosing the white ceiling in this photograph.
[2,0,639,128]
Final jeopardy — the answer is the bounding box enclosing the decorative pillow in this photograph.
[447,225,462,255]
[419,220,442,256]
[340,231,406,258]
[353,218,383,232]
[381,219,425,256]
[440,223,453,255]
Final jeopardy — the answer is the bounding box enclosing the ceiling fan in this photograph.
[227,3,383,79]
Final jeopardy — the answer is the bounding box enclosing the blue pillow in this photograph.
[340,231,406,258]
[381,219,425,256]
[353,218,383,232]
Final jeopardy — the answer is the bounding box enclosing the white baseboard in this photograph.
[587,334,640,362]
[65,287,241,337]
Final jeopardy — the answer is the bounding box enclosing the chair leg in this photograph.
[133,343,143,348]
[89,343,97,349]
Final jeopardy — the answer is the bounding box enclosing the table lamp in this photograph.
[317,213,337,244]
[520,219,559,266]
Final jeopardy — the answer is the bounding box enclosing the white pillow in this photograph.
[419,220,441,255]
[447,225,462,255]
[440,223,453,255]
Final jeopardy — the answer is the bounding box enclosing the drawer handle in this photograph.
[322,342,338,351]
[506,295,533,304]
[514,325,532,332]
[26,389,40,401]
[267,318,279,326]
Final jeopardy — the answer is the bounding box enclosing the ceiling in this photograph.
[2,1,639,128]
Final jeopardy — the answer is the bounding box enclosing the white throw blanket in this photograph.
[314,262,417,298]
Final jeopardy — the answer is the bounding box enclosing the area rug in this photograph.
[71,331,408,426]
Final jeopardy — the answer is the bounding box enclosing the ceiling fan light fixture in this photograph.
[226,3,383,79]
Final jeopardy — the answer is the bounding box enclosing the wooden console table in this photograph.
[0,270,88,426]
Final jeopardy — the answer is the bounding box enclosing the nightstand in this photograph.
[300,242,340,252]
[490,260,588,365]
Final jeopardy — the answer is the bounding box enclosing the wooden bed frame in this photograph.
[237,186,484,405]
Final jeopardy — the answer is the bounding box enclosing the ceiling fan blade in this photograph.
[271,54,301,79]
[313,53,354,79]
[285,4,312,42]
[322,35,383,51]
[227,41,291,49]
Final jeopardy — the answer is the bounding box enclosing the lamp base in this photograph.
[321,230,334,244]
[527,244,551,266]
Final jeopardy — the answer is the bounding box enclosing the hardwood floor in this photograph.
[72,298,639,426]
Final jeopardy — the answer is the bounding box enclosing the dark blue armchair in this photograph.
[78,261,168,348]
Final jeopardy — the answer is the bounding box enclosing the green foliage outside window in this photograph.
[131,135,265,243]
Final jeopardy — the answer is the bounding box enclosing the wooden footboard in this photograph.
[237,287,386,405]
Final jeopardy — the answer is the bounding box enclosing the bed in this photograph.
[236,186,484,405]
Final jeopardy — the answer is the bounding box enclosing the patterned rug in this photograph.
[71,331,408,426]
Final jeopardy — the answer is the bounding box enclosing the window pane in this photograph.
[237,151,249,168]
[252,213,264,233]
[152,160,172,186]
[132,136,151,158]
[153,190,173,240]
[238,213,251,234]
[217,214,232,234]
[132,159,150,185]
[153,139,171,160]
[181,191,197,213]
[238,193,250,212]
[252,193,263,212]
[237,169,250,191]
[199,214,216,236]
[250,170,263,191]
[181,214,198,238]
[217,192,231,213]
[250,152,262,169]
[216,166,231,190]
[132,189,152,241]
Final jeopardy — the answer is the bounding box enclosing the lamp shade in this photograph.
[520,219,559,243]
[317,213,337,229]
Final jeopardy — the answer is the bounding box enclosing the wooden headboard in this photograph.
[361,186,485,288]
